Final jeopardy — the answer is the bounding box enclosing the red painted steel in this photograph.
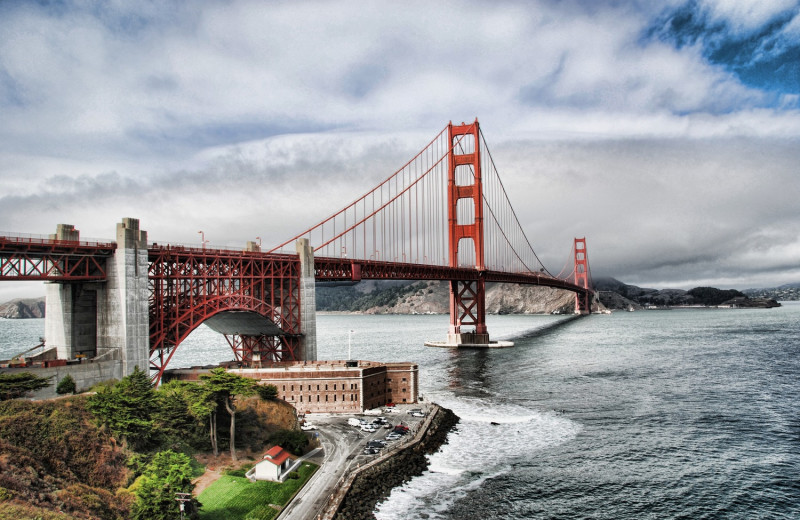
[0,235,115,281]
[573,237,591,313]
[0,120,597,382]
[148,245,302,383]
[447,120,489,335]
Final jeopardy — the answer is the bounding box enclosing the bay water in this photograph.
[2,303,798,518]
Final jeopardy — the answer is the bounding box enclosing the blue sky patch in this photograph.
[646,2,800,102]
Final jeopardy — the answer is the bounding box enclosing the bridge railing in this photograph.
[0,231,116,249]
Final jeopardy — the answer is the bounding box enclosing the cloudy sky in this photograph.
[2,0,799,301]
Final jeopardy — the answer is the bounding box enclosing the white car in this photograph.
[300,422,317,431]
[361,424,377,433]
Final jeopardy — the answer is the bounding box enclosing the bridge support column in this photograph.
[448,279,489,345]
[45,224,99,360]
[296,238,317,361]
[573,237,591,315]
[96,218,150,376]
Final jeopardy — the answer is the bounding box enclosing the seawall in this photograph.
[323,404,459,520]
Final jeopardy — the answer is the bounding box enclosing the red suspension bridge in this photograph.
[0,119,595,383]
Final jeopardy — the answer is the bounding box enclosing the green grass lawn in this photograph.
[198,462,318,520]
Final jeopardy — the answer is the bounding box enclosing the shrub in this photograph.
[56,374,77,395]
[256,384,278,401]
[266,430,308,455]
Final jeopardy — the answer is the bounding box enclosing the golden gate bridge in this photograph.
[0,119,594,383]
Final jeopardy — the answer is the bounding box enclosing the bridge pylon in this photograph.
[574,237,591,314]
[441,119,508,347]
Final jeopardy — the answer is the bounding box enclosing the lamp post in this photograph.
[175,492,191,519]
[198,230,207,249]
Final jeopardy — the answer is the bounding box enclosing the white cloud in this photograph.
[1,0,799,296]
[698,0,799,34]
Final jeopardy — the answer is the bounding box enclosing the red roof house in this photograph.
[247,445,294,482]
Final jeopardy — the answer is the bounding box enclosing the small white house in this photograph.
[246,446,293,482]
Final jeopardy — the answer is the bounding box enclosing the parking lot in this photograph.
[277,402,435,520]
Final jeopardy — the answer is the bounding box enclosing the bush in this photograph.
[256,384,278,401]
[266,430,308,455]
[0,372,51,400]
[56,374,77,395]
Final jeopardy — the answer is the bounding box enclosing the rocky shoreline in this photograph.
[331,405,459,520]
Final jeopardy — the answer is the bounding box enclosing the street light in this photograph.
[198,230,208,249]
[175,492,191,519]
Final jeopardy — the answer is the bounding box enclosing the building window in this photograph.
[334,395,337,402]
[282,385,286,391]
[291,385,294,391]
[334,384,337,390]
[402,388,407,393]
[402,378,407,382]
[317,384,320,391]
[325,395,328,402]
[300,395,303,402]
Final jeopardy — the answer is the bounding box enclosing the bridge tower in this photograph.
[446,119,489,345]
[574,237,591,314]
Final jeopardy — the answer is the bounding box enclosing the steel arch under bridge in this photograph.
[148,245,302,382]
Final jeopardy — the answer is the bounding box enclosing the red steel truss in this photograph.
[448,120,489,336]
[148,245,302,382]
[573,237,591,313]
[314,256,592,297]
[0,235,116,281]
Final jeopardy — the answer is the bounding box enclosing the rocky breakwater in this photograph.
[332,405,459,520]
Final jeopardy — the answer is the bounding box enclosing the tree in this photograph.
[268,429,309,455]
[199,368,257,461]
[256,383,278,400]
[155,380,215,451]
[131,450,200,520]
[0,372,51,400]
[87,366,157,450]
[56,374,76,395]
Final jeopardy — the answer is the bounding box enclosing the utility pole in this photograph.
[175,492,191,520]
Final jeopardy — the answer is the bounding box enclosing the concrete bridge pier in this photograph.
[44,219,149,377]
[296,238,317,361]
[45,225,99,361]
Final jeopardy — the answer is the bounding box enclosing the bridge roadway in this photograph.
[0,232,589,298]
[277,403,433,520]
[314,255,590,295]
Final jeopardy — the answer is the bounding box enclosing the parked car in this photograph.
[385,433,402,441]
[410,411,426,418]
[300,422,317,431]
[361,424,377,433]
[348,418,361,427]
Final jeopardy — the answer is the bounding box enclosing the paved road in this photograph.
[277,404,430,520]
